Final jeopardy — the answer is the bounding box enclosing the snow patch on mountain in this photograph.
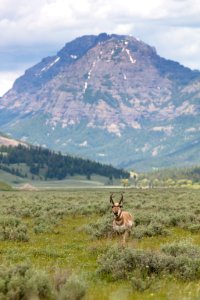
[83,60,97,93]
[152,126,173,135]
[79,140,88,147]
[70,55,78,59]
[185,127,199,133]
[125,49,136,64]
[98,153,106,157]
[83,82,88,93]
[41,57,60,72]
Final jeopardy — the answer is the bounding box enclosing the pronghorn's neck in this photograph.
[114,217,124,226]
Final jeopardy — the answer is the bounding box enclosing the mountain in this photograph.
[0,33,200,171]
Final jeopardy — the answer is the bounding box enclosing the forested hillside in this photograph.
[0,145,129,180]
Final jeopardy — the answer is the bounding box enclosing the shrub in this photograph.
[58,275,86,300]
[97,246,138,280]
[98,243,200,281]
[83,215,114,239]
[186,224,200,233]
[134,223,169,239]
[161,240,200,259]
[134,212,171,227]
[0,264,53,299]
[131,275,153,292]
[33,214,59,234]
[53,269,86,300]
[0,216,29,242]
[0,264,86,300]
[168,212,197,227]
[34,223,53,234]
[0,216,20,227]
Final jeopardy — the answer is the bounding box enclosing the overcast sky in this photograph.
[1,0,200,96]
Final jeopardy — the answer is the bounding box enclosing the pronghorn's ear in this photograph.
[110,193,114,205]
[119,193,124,206]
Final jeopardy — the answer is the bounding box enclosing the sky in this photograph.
[1,0,200,96]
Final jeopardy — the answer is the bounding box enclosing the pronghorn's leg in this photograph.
[114,231,120,240]
[122,230,129,247]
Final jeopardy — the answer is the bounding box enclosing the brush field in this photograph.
[0,188,200,299]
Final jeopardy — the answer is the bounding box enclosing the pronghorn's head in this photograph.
[110,193,124,217]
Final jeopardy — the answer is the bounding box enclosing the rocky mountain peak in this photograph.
[0,33,200,170]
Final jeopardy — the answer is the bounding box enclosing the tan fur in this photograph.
[110,194,134,246]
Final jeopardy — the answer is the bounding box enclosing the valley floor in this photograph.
[0,188,200,299]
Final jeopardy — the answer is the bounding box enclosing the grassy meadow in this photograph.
[0,188,200,299]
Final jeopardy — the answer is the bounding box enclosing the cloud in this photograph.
[0,0,200,95]
[0,70,24,96]
[1,0,200,46]
[151,26,200,70]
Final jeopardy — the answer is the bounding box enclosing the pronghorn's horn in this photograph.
[110,193,114,205]
[119,193,124,205]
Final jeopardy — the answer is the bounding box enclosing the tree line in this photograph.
[0,145,129,180]
[141,166,200,183]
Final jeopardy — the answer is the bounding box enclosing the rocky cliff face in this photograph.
[0,33,200,170]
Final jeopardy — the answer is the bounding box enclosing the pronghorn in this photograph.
[110,193,134,246]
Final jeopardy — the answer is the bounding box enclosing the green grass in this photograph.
[0,169,25,184]
[0,181,12,191]
[0,188,200,299]
[0,169,119,189]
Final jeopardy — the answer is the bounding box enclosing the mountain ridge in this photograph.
[0,132,27,147]
[0,33,200,170]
